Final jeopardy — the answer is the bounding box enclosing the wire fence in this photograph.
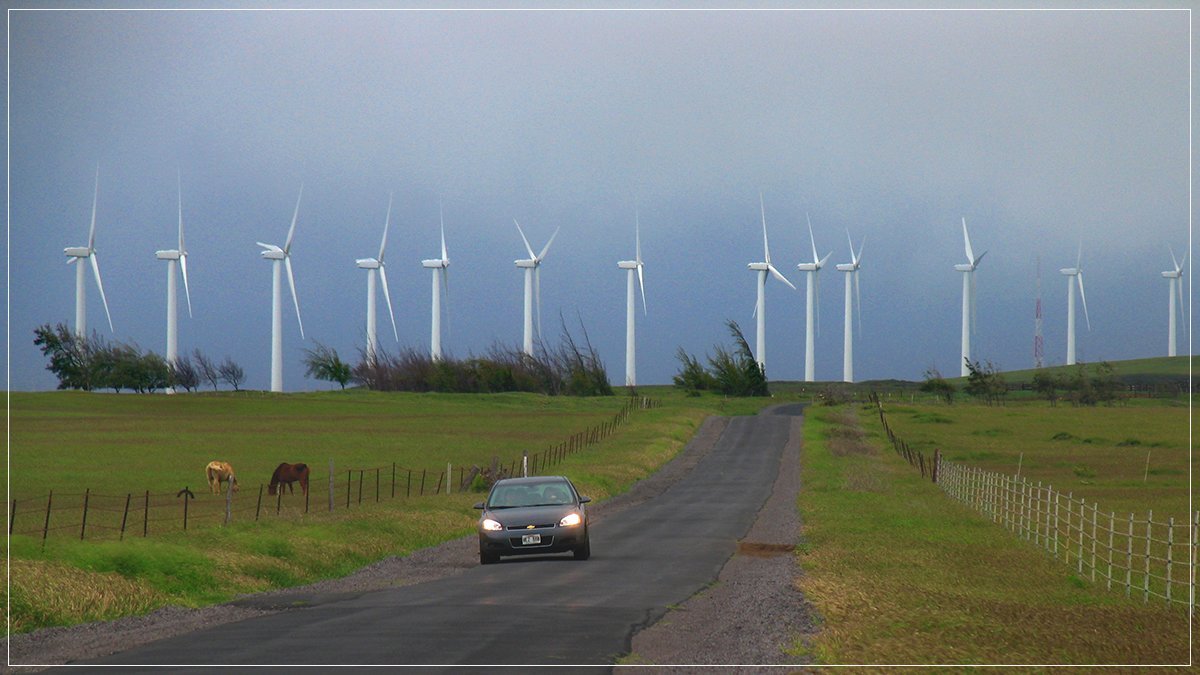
[870,394,1195,613]
[10,396,659,544]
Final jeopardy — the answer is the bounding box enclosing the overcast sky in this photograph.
[6,7,1192,391]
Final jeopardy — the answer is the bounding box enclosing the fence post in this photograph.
[255,484,263,521]
[329,460,335,513]
[42,490,53,549]
[407,469,412,498]
[420,469,427,496]
[434,471,444,495]
[143,490,149,537]
[376,468,381,503]
[177,487,195,531]
[1053,490,1060,559]
[80,488,90,540]
[447,463,452,495]
[357,470,364,506]
[1167,516,1174,605]
[1126,513,1134,598]
[1091,502,1099,582]
[392,463,396,499]
[120,493,131,540]
[1145,510,1153,603]
[1107,511,1115,591]
[9,499,15,536]
[347,470,352,508]
[1077,497,1084,574]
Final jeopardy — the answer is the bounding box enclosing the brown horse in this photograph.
[205,461,238,494]
[268,462,310,496]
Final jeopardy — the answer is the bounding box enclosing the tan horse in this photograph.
[205,460,239,494]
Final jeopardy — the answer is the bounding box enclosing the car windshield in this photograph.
[488,481,574,508]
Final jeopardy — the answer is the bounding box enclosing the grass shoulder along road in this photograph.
[794,403,1190,665]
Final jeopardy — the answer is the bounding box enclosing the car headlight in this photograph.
[481,518,503,531]
[558,512,582,527]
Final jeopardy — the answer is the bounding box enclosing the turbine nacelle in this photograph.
[422,258,449,269]
[356,258,381,270]
[1162,270,1183,279]
[954,263,975,272]
[617,260,639,270]
[835,262,856,272]
[515,258,538,269]
[64,247,91,258]
[155,249,182,261]
[1059,267,1080,276]
[747,262,771,272]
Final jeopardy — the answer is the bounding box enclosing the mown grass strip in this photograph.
[794,404,1189,665]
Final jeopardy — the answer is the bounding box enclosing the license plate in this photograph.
[521,534,542,545]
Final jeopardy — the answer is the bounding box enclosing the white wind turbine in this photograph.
[154,171,193,374]
[421,205,451,361]
[835,231,865,383]
[356,194,399,362]
[747,194,797,371]
[1162,247,1186,357]
[953,218,987,376]
[1059,245,1091,366]
[795,214,831,382]
[617,212,647,387]
[513,220,559,356]
[63,166,114,338]
[257,186,306,393]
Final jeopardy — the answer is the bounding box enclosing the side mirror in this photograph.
[579,496,591,504]
[473,502,485,510]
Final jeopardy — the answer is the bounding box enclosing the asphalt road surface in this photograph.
[79,405,803,672]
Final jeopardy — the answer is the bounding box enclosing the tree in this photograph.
[920,367,955,404]
[1092,361,1121,406]
[33,323,94,390]
[171,355,200,393]
[1031,369,1062,406]
[304,342,352,390]
[963,358,1006,406]
[672,320,768,397]
[218,357,245,391]
[673,346,713,395]
[193,348,220,391]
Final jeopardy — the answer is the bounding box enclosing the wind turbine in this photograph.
[795,213,831,382]
[835,231,865,383]
[1162,247,1186,357]
[356,194,399,362]
[257,186,306,393]
[421,204,451,360]
[747,194,797,372]
[1059,245,1090,366]
[513,220,559,356]
[154,171,193,375]
[617,212,647,387]
[63,166,114,338]
[953,218,987,376]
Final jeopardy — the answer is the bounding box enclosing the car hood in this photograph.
[486,504,579,527]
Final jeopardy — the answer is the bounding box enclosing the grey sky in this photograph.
[6,8,1191,391]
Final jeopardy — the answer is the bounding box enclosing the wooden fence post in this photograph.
[255,484,263,522]
[9,499,15,536]
[420,469,427,496]
[143,490,149,537]
[1126,513,1134,598]
[357,470,363,506]
[329,460,335,513]
[392,463,396,499]
[42,490,52,549]
[1145,510,1153,603]
[407,469,412,498]
[1107,510,1115,591]
[80,488,90,540]
[120,493,131,540]
[376,468,381,503]
[1091,502,1099,582]
[1167,516,1174,605]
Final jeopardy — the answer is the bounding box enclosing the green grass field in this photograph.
[3,388,768,633]
[795,403,1190,665]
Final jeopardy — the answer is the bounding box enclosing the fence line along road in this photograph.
[10,396,658,543]
[871,396,1195,613]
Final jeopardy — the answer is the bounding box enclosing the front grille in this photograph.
[506,523,555,530]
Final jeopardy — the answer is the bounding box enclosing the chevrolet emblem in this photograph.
[526,525,535,529]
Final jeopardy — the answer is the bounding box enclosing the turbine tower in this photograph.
[421,205,451,360]
[355,194,398,362]
[63,166,114,338]
[953,218,987,376]
[1162,247,1186,357]
[1059,246,1090,366]
[747,194,797,372]
[257,186,306,393]
[513,220,559,356]
[795,214,831,382]
[617,212,647,387]
[154,171,193,373]
[835,232,865,383]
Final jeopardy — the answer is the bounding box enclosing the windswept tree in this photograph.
[920,367,955,404]
[33,323,95,390]
[171,355,200,393]
[672,320,769,397]
[218,357,245,391]
[304,342,353,390]
[963,358,1006,406]
[193,348,220,391]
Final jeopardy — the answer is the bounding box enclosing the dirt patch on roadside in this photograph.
[618,412,818,672]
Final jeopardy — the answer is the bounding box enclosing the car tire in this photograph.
[573,537,591,561]
[480,551,499,565]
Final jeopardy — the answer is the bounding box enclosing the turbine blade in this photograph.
[379,192,393,261]
[180,254,193,319]
[537,226,560,260]
[285,184,303,253]
[970,271,978,335]
[1077,273,1091,331]
[1075,242,1082,270]
[974,250,988,267]
[857,236,865,264]
[379,265,399,341]
[637,264,647,316]
[962,217,974,264]
[846,229,855,261]
[257,242,282,253]
[1177,276,1185,326]
[807,213,818,264]
[768,264,797,291]
[818,251,833,268]
[815,269,822,337]
[439,202,448,261]
[534,265,543,339]
[514,219,536,259]
[759,192,771,264]
[1169,245,1179,272]
[89,253,114,333]
[854,269,863,336]
[635,210,642,265]
[177,169,185,252]
[88,165,99,249]
[285,255,304,339]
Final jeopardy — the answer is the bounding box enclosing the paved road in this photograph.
[81,405,803,672]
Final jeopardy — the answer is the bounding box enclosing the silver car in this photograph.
[474,475,592,565]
